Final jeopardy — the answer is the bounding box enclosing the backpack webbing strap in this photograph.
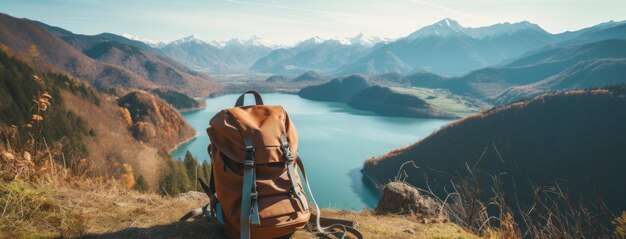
[280,134,309,210]
[296,156,363,239]
[241,138,260,239]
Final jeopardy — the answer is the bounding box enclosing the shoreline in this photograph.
[360,169,384,193]
[168,134,198,155]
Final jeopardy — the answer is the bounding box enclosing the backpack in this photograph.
[180,90,362,239]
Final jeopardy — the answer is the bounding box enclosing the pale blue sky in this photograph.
[1,0,625,45]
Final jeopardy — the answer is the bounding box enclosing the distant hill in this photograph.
[348,86,454,118]
[0,49,173,188]
[409,39,626,104]
[151,88,205,111]
[161,35,274,73]
[265,75,289,82]
[298,75,371,102]
[292,70,323,82]
[363,85,626,214]
[251,37,374,75]
[0,13,219,97]
[118,91,195,151]
[298,75,456,118]
[496,58,626,104]
[82,41,217,97]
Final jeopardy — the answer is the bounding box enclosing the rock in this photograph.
[375,181,448,223]
[177,191,209,204]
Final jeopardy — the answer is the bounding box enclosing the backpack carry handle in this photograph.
[235,90,264,107]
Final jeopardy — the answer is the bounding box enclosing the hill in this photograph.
[292,70,323,82]
[298,75,371,102]
[348,86,455,118]
[117,91,196,151]
[81,41,216,97]
[0,13,218,97]
[363,85,626,215]
[0,48,171,188]
[409,39,626,104]
[496,58,626,104]
[150,88,205,111]
[265,75,289,82]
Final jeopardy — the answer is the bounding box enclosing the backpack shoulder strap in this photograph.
[240,137,260,239]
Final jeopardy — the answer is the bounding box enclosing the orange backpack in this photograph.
[181,90,362,239]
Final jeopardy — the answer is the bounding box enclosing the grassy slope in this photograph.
[0,181,478,239]
[390,87,478,117]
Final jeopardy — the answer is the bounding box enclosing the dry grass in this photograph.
[0,180,479,239]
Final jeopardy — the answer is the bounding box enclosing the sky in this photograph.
[1,0,625,45]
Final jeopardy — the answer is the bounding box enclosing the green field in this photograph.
[390,87,480,117]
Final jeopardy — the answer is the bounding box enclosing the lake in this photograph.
[171,93,452,210]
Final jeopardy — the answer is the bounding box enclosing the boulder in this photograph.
[375,181,448,223]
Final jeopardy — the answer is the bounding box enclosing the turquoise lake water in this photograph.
[171,93,452,210]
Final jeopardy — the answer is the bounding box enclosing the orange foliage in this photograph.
[121,163,135,190]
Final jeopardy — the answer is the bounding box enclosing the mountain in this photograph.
[571,23,626,43]
[81,41,217,97]
[0,13,218,97]
[37,21,158,53]
[341,19,554,76]
[38,22,219,97]
[161,35,274,73]
[363,85,626,214]
[292,70,323,82]
[348,86,454,118]
[412,39,626,104]
[251,36,375,75]
[298,75,371,102]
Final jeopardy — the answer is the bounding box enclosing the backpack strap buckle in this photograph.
[280,133,309,211]
[244,138,255,168]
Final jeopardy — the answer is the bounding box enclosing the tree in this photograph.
[135,175,149,193]
[183,151,199,190]
[201,161,211,183]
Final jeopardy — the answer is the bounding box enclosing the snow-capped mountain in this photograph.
[169,35,207,45]
[405,18,467,39]
[339,18,557,76]
[404,18,549,41]
[465,21,548,39]
[121,33,168,48]
[345,33,390,46]
[161,35,275,73]
[250,35,379,75]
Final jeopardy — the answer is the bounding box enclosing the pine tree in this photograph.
[173,159,192,193]
[183,151,199,190]
[201,161,211,183]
